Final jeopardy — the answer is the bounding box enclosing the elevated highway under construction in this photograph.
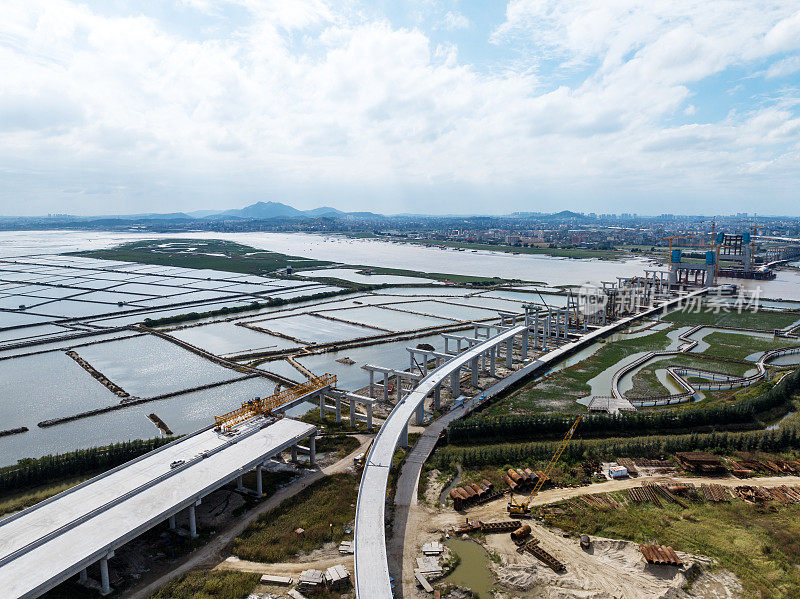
[0,377,334,599]
[353,287,708,599]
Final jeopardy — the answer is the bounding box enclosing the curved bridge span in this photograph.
[354,289,708,598]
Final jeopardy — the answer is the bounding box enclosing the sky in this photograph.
[1,0,800,217]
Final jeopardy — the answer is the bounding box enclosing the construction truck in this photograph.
[353,438,374,471]
[507,415,582,517]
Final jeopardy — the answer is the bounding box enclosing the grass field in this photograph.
[626,355,753,398]
[0,475,93,516]
[71,239,331,275]
[483,325,677,415]
[231,473,359,563]
[542,498,800,598]
[350,265,543,285]
[701,331,800,361]
[663,308,800,331]
[149,570,260,599]
[403,240,625,260]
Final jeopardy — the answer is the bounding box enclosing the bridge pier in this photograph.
[470,356,479,386]
[99,551,114,595]
[450,368,460,396]
[291,444,298,462]
[168,515,176,530]
[319,392,325,418]
[309,435,316,467]
[188,501,200,538]
[433,385,440,410]
[490,346,496,376]
[236,475,243,491]
[505,338,513,368]
[350,398,356,427]
[366,402,373,430]
[400,421,409,447]
[415,402,424,425]
[334,396,342,422]
[78,568,87,585]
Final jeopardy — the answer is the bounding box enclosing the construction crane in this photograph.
[663,235,692,261]
[214,373,336,432]
[507,414,583,517]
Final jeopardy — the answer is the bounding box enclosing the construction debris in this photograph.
[296,569,324,594]
[640,544,683,567]
[338,540,354,554]
[422,541,444,555]
[324,564,351,590]
[416,556,442,576]
[518,538,566,572]
[415,572,434,593]
[700,483,731,502]
[674,452,727,475]
[259,574,293,586]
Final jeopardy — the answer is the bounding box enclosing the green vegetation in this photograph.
[351,265,540,286]
[403,239,625,260]
[543,498,800,598]
[626,354,753,398]
[71,238,330,275]
[701,331,800,362]
[663,307,800,331]
[435,427,800,469]
[483,325,677,415]
[314,434,361,458]
[0,436,176,494]
[0,475,91,516]
[231,473,358,562]
[148,570,260,599]
[449,367,800,446]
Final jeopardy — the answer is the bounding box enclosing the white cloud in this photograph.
[442,11,470,31]
[766,55,800,79]
[0,0,799,215]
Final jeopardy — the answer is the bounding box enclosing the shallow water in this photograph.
[443,538,496,598]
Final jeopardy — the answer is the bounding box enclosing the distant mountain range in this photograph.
[27,202,380,222]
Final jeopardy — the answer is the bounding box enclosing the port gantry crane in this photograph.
[507,414,583,517]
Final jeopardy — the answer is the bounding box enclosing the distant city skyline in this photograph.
[2,1,800,216]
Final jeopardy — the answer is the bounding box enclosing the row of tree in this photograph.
[446,367,800,445]
[434,427,800,469]
[0,437,176,493]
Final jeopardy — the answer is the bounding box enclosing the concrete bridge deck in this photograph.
[0,417,316,599]
[354,288,708,598]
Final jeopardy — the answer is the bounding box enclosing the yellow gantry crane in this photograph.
[507,414,583,517]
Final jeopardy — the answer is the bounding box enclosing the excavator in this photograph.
[507,414,583,517]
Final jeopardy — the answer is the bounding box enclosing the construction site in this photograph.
[3,235,800,599]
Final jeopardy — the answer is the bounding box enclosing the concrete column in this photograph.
[383,372,389,402]
[349,399,356,427]
[506,338,513,368]
[369,370,375,398]
[366,403,373,430]
[79,569,88,584]
[522,329,529,359]
[309,436,316,467]
[400,421,409,447]
[168,515,176,530]
[255,465,263,496]
[396,375,404,401]
[415,401,424,425]
[334,396,341,423]
[291,444,298,462]
[99,554,112,596]
[470,356,479,386]
[319,392,325,419]
[188,504,198,538]
[434,386,441,410]
[450,368,460,396]
[444,337,449,354]
[236,475,243,491]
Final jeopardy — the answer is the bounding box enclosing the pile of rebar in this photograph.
[700,483,730,502]
[518,539,565,572]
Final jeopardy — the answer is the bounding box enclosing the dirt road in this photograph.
[123,434,372,599]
